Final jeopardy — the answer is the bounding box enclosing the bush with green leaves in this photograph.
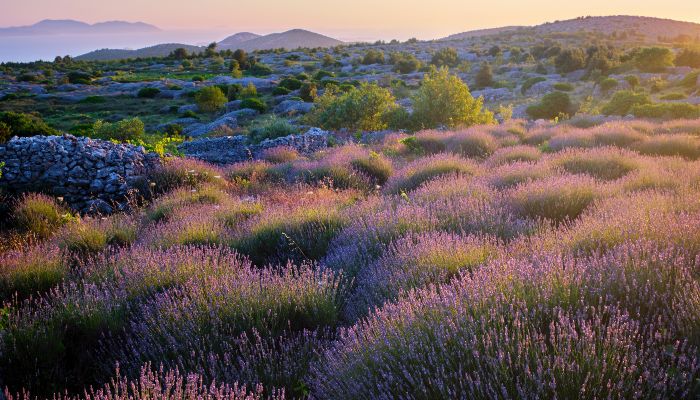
[299,82,318,102]
[553,82,574,91]
[305,83,398,131]
[633,47,674,72]
[279,77,303,91]
[601,91,652,116]
[137,87,160,98]
[391,52,422,73]
[526,92,576,120]
[631,102,700,119]
[240,97,268,113]
[93,118,145,143]
[248,116,298,143]
[195,86,227,113]
[599,78,618,92]
[362,49,385,65]
[412,67,494,129]
[0,111,58,143]
[474,62,494,89]
[248,63,273,76]
[675,48,700,68]
[430,47,459,68]
[555,48,586,73]
[67,71,91,84]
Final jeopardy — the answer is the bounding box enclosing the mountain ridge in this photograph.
[0,19,160,36]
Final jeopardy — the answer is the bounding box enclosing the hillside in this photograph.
[75,43,202,61]
[235,29,343,51]
[218,32,262,50]
[0,19,160,36]
[442,26,525,41]
[444,15,700,41]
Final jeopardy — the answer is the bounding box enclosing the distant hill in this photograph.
[0,19,160,36]
[443,15,700,41]
[76,43,202,61]
[442,26,525,41]
[218,32,262,50]
[233,29,343,51]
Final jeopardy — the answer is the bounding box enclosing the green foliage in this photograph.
[314,70,335,80]
[300,82,318,102]
[391,52,422,73]
[241,83,258,98]
[137,87,160,98]
[474,62,494,89]
[553,82,574,91]
[240,97,268,113]
[362,49,385,65]
[279,77,304,90]
[680,71,699,88]
[93,117,145,143]
[350,151,394,185]
[521,77,546,94]
[625,75,640,88]
[555,48,586,73]
[431,47,460,68]
[273,86,292,96]
[78,96,106,104]
[14,194,70,239]
[322,53,336,67]
[675,48,700,68]
[412,67,494,129]
[248,115,297,143]
[631,102,700,119]
[526,92,575,120]
[195,86,227,113]
[633,47,674,72]
[599,78,618,92]
[67,71,91,84]
[0,111,59,142]
[249,63,273,76]
[233,49,250,69]
[601,91,652,116]
[305,83,397,131]
[660,93,687,100]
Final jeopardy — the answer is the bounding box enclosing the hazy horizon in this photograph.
[2,0,700,62]
[3,0,700,41]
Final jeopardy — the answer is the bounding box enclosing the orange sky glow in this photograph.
[3,0,700,41]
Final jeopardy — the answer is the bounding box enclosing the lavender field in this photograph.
[1,118,700,399]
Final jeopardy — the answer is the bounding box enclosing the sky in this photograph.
[3,0,700,41]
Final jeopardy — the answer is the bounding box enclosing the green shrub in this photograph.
[67,71,91,84]
[633,47,674,72]
[279,77,303,90]
[305,83,397,131]
[137,87,160,98]
[599,78,618,92]
[93,118,145,143]
[248,115,297,143]
[660,93,687,100]
[392,52,422,73]
[430,47,459,67]
[601,91,652,116]
[314,70,335,80]
[553,82,574,91]
[474,62,494,89]
[680,71,699,88]
[249,63,273,76]
[0,111,59,143]
[555,48,586,73]
[521,77,546,94]
[412,67,494,129]
[631,103,700,119]
[58,222,108,256]
[362,49,385,65]
[350,152,394,185]
[14,194,70,239]
[625,75,640,88]
[195,86,227,113]
[79,96,106,104]
[675,48,700,68]
[273,86,291,96]
[240,97,268,113]
[299,82,318,102]
[526,92,575,120]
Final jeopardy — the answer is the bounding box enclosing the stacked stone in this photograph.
[0,134,161,214]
